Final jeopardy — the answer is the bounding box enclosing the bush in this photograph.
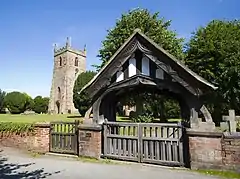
[0,122,34,134]
[0,89,6,113]
[32,96,49,114]
[4,91,32,114]
[132,114,154,123]
[73,71,96,116]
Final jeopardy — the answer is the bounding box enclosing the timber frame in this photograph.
[80,29,218,125]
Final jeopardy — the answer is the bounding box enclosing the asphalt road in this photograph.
[0,147,219,179]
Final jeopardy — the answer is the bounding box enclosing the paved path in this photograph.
[0,147,219,179]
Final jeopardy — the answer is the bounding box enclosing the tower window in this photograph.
[59,57,62,66]
[57,87,61,99]
[75,57,78,66]
[75,68,79,76]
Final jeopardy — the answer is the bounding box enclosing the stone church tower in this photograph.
[48,37,86,114]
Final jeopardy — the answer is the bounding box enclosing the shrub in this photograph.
[132,114,154,123]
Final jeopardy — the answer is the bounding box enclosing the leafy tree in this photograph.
[95,8,185,71]
[33,96,49,114]
[73,71,96,116]
[0,89,6,113]
[4,91,31,114]
[185,20,240,120]
[22,92,34,110]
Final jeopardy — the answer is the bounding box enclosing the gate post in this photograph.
[75,120,80,155]
[78,124,103,159]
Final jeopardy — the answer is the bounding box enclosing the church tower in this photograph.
[48,37,86,114]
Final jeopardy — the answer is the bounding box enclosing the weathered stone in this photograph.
[190,121,216,132]
[48,38,86,114]
[222,110,238,132]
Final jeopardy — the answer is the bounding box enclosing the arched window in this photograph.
[57,87,61,100]
[59,57,62,66]
[75,57,78,66]
[75,68,79,76]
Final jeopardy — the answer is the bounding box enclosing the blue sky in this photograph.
[0,0,239,98]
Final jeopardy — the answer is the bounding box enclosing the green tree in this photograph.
[33,96,49,114]
[23,92,34,110]
[95,8,185,71]
[4,91,31,114]
[0,89,6,113]
[73,71,96,116]
[185,20,240,119]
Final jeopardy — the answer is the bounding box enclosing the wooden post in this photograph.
[138,123,143,163]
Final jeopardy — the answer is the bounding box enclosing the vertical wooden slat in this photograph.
[133,139,137,157]
[178,126,184,165]
[128,138,132,157]
[103,124,108,155]
[118,138,121,156]
[155,126,160,160]
[138,123,142,163]
[150,127,154,159]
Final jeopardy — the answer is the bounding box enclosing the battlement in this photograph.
[53,37,86,57]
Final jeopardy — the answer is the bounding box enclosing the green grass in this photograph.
[195,169,240,179]
[0,114,83,123]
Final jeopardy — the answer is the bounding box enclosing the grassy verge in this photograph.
[0,114,82,123]
[194,169,240,179]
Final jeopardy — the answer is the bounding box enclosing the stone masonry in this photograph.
[48,37,86,114]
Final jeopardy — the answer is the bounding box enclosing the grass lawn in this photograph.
[0,114,83,123]
[195,169,240,179]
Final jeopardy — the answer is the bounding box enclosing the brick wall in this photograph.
[188,130,240,171]
[222,134,240,170]
[78,124,102,159]
[0,123,50,153]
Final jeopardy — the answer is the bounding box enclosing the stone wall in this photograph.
[0,123,50,153]
[188,130,240,171]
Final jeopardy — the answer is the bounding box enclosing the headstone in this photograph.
[221,109,237,133]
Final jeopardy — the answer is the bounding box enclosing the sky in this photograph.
[0,0,239,98]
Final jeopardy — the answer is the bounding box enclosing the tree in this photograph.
[73,71,96,116]
[22,92,34,110]
[0,89,6,113]
[32,96,49,114]
[185,20,240,120]
[95,8,185,71]
[4,91,31,114]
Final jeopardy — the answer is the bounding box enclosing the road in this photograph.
[0,147,218,179]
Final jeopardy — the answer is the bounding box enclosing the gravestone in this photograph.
[221,110,237,133]
[190,108,216,132]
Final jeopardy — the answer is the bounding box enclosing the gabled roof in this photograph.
[81,29,217,95]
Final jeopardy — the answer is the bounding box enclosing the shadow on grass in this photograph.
[0,150,61,179]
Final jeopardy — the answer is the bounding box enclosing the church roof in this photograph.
[81,29,217,95]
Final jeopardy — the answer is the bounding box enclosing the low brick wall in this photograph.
[78,124,102,159]
[0,123,50,153]
[188,130,240,171]
[222,133,240,170]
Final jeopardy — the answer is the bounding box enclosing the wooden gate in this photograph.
[103,122,186,166]
[49,120,79,155]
